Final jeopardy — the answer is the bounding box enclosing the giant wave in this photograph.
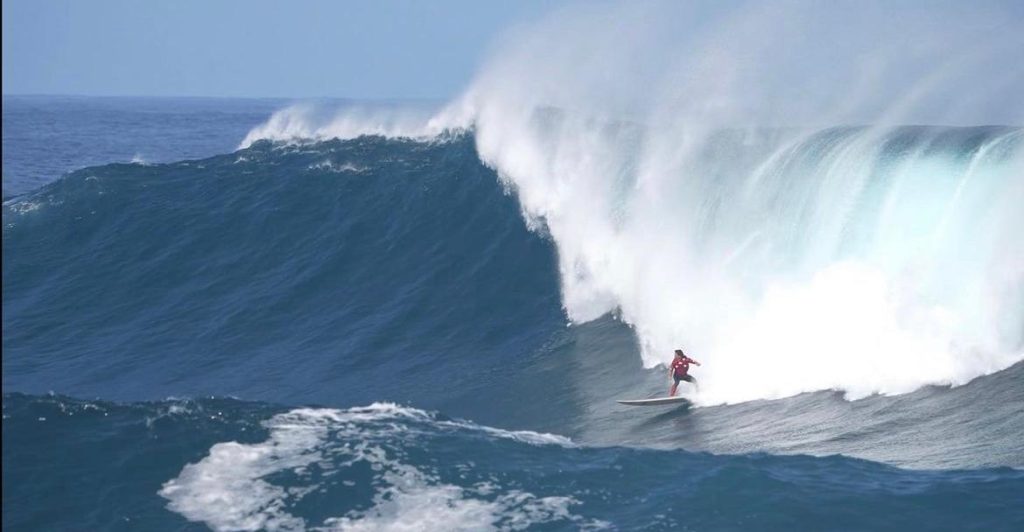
[235,0,1024,406]
[5,124,1023,471]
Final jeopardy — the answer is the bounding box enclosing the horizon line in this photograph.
[1,92,449,103]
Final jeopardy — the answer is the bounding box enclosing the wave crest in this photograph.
[238,103,463,149]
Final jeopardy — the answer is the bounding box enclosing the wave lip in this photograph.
[237,102,460,149]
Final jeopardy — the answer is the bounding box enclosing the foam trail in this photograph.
[160,404,587,531]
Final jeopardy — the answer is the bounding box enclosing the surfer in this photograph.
[669,349,700,397]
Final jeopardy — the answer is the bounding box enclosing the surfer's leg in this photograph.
[669,382,678,397]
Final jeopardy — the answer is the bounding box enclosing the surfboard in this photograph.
[617,396,691,406]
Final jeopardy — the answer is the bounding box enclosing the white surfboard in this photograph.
[617,396,691,406]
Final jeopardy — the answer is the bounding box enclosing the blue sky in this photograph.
[2,0,559,98]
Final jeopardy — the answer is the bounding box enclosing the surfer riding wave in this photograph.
[669,349,700,397]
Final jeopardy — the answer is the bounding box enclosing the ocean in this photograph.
[3,92,1023,531]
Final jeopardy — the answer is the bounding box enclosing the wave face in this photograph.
[5,393,1023,531]
[3,136,564,422]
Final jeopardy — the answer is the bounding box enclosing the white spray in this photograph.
[246,1,1024,404]
[438,1,1024,403]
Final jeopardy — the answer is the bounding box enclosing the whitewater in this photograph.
[240,1,1024,405]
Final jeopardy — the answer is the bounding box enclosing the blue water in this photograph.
[2,95,283,199]
[3,97,1023,531]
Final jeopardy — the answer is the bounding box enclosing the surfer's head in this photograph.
[674,349,684,358]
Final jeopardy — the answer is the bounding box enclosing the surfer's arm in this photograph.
[687,357,701,366]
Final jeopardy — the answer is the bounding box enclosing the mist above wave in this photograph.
[238,101,451,149]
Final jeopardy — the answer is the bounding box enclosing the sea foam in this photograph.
[160,404,585,531]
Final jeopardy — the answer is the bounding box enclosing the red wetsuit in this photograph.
[671,356,693,377]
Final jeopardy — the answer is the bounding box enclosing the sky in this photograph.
[2,0,560,99]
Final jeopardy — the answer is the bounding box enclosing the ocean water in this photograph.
[3,95,1023,531]
[3,8,1024,529]
[2,96,284,199]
